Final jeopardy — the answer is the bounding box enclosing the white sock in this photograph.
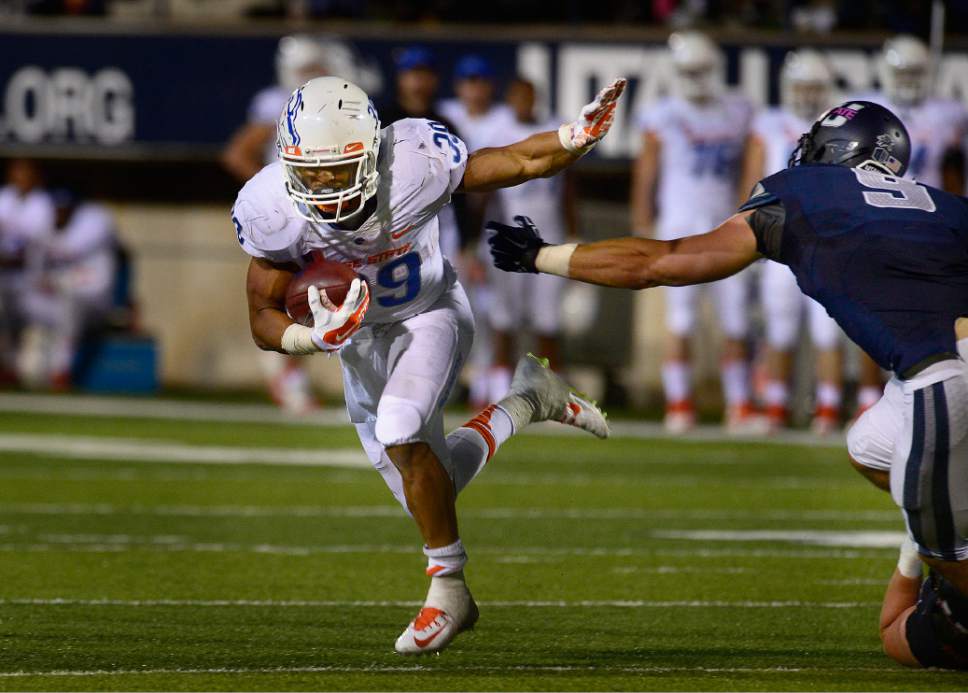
[764,379,789,409]
[447,404,515,494]
[721,359,750,406]
[858,385,882,410]
[424,539,467,577]
[816,381,842,409]
[662,361,692,403]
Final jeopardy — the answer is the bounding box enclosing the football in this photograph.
[285,258,360,326]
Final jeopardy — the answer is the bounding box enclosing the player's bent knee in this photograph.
[375,398,427,448]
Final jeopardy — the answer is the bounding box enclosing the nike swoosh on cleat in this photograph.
[413,616,449,648]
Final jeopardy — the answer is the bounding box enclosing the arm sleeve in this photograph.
[737,181,786,262]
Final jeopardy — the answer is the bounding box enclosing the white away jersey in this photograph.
[0,186,54,261]
[35,203,116,299]
[232,118,468,324]
[638,93,752,237]
[247,85,290,165]
[752,108,810,176]
[437,99,516,153]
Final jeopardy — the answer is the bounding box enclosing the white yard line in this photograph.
[0,392,845,447]
[0,433,370,468]
[0,664,930,678]
[0,541,893,558]
[0,502,901,522]
[0,597,878,608]
[654,529,908,549]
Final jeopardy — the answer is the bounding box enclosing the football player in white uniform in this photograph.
[0,159,54,382]
[740,49,844,433]
[222,34,378,414]
[631,32,756,433]
[19,190,116,389]
[232,76,621,654]
[485,77,576,397]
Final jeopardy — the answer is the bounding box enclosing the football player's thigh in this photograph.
[375,285,474,452]
[711,270,750,339]
[760,261,801,349]
[847,377,905,475]
[487,266,524,332]
[807,297,841,350]
[527,273,566,336]
[897,370,968,559]
[664,284,699,336]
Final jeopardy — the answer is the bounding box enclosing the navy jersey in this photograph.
[740,164,968,377]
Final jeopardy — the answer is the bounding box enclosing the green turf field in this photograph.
[0,403,964,691]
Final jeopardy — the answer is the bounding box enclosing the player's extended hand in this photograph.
[559,78,627,154]
[486,215,547,274]
[308,277,370,351]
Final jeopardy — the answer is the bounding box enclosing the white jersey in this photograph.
[491,115,566,242]
[637,93,752,237]
[247,85,290,165]
[232,118,468,324]
[855,94,968,189]
[39,203,116,300]
[437,99,515,153]
[0,186,54,261]
[752,108,809,177]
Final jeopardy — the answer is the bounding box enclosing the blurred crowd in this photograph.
[0,0,959,34]
[221,30,967,437]
[0,158,133,390]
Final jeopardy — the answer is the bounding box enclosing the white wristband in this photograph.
[897,537,923,579]
[558,124,579,153]
[535,243,577,277]
[281,323,321,355]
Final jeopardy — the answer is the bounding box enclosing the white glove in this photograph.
[558,78,628,154]
[897,536,923,579]
[308,277,370,351]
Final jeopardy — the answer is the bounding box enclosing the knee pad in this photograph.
[375,396,426,448]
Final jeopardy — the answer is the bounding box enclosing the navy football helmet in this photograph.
[788,100,911,176]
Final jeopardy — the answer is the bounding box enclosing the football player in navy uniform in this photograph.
[488,101,968,668]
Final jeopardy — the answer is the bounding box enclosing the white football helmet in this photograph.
[668,31,722,102]
[879,35,930,107]
[780,49,833,122]
[277,76,381,225]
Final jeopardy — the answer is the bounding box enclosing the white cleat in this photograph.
[508,353,609,439]
[394,578,479,655]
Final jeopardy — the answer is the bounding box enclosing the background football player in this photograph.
[740,49,844,433]
[489,101,968,668]
[483,77,577,400]
[437,54,517,407]
[232,75,621,654]
[631,31,756,433]
[222,34,373,414]
[0,159,54,384]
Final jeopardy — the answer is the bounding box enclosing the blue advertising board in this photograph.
[1,26,966,160]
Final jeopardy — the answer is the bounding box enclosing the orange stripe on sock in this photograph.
[426,564,447,576]
[462,405,498,460]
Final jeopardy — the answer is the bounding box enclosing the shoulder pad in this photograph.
[231,164,303,258]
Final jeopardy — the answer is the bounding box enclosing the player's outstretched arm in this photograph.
[460,79,626,192]
[246,257,300,352]
[487,212,760,289]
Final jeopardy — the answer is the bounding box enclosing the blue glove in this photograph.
[486,215,547,274]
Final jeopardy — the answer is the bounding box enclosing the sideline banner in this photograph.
[1,28,966,159]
